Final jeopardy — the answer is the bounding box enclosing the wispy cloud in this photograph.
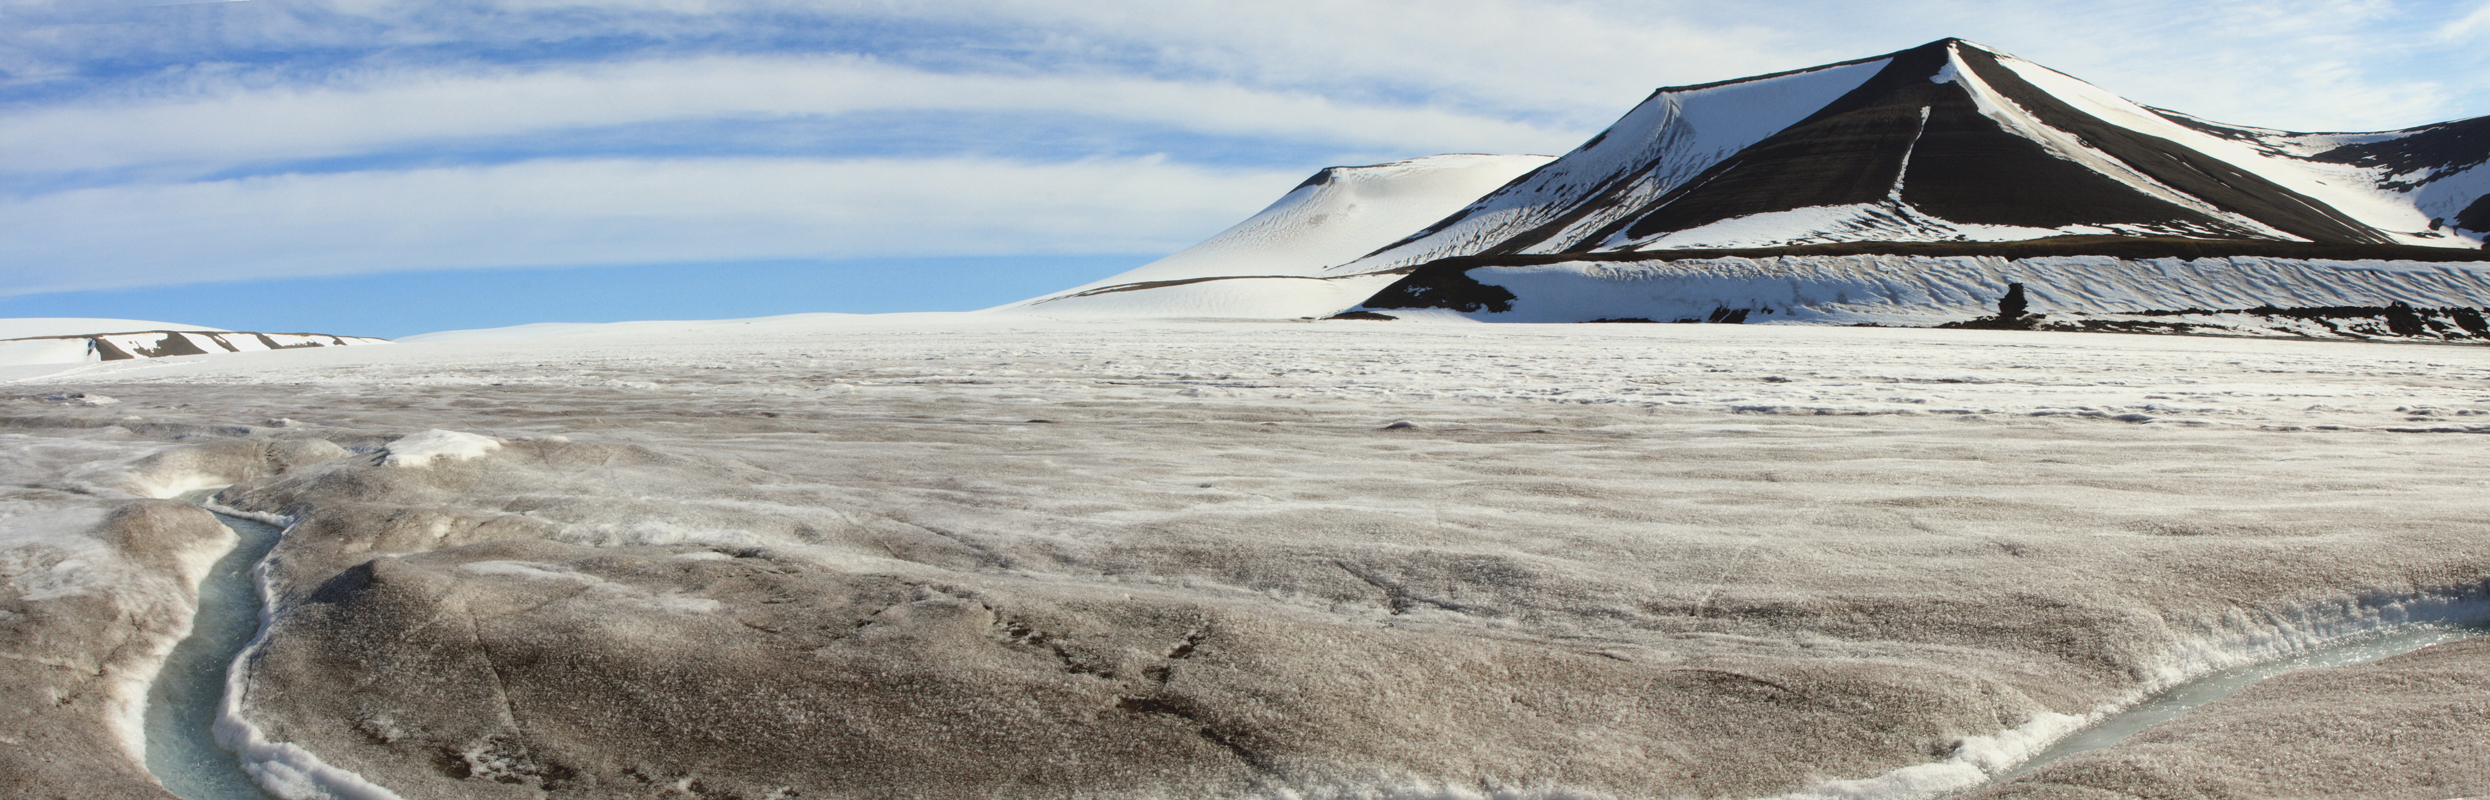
[0,55,1580,179]
[0,156,1305,296]
[2441,1,2490,41]
[1,0,2483,302]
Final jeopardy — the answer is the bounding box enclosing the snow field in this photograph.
[1416,254,2490,328]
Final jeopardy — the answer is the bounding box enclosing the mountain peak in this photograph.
[1317,40,2483,271]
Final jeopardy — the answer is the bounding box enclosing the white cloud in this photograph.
[860,0,1812,120]
[2,0,2484,304]
[2441,1,2490,41]
[0,55,1582,177]
[0,156,1307,295]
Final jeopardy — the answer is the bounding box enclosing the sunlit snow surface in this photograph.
[11,314,2490,799]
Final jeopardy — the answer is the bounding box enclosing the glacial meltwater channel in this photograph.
[130,499,2487,800]
[1990,619,2490,784]
[144,505,281,800]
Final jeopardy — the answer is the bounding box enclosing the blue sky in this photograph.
[4,0,2486,338]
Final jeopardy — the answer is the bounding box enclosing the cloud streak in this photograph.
[0,0,2483,303]
[0,55,1581,179]
[0,156,1305,296]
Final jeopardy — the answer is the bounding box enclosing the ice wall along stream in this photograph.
[1985,620,2490,787]
[145,505,281,800]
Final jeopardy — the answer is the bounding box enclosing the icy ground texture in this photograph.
[8,317,2490,799]
[2014,639,2490,798]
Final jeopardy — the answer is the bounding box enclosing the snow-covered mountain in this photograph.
[0,320,389,367]
[1008,39,2490,333]
[1000,154,1550,318]
[1341,38,2486,267]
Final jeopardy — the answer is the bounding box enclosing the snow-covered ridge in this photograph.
[0,328,390,367]
[1331,54,1897,271]
[996,154,1550,319]
[1551,39,2480,253]
[1010,38,2488,322]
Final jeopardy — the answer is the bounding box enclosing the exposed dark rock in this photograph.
[130,334,211,359]
[1356,266,1516,314]
[1998,282,2030,320]
[1707,307,1752,324]
[90,338,135,361]
[1937,282,2045,330]
[1603,42,2228,245]
[1951,48,2397,246]
[2458,193,2490,235]
[2306,115,2490,189]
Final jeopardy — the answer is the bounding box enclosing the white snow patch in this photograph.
[0,338,99,367]
[380,430,501,468]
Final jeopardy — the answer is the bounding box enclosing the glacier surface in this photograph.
[4,316,2489,799]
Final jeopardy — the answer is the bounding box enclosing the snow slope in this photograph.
[1357,254,2490,332]
[1336,55,1896,270]
[997,154,1549,318]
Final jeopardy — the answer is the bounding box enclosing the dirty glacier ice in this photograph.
[5,316,2490,799]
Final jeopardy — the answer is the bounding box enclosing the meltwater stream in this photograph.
[143,506,281,800]
[128,503,2487,800]
[1991,620,2490,784]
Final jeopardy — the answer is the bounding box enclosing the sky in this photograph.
[2,0,2486,338]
